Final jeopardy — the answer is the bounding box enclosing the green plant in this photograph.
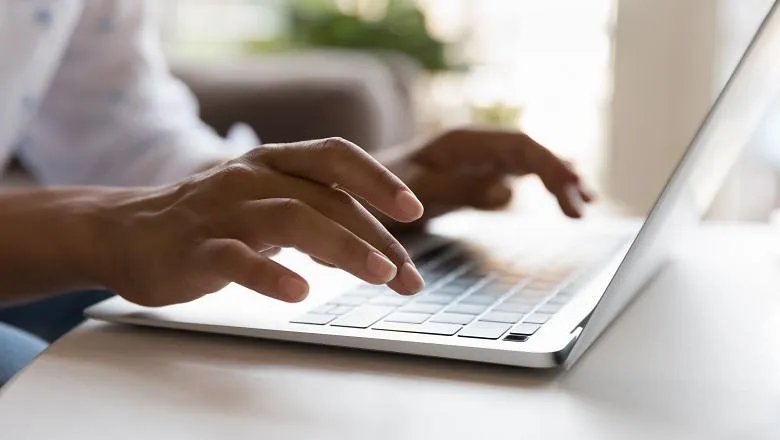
[280,0,455,71]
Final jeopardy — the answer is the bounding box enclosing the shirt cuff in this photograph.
[152,123,260,185]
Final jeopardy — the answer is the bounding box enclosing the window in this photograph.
[164,0,615,183]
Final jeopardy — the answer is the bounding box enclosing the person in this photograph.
[0,2,592,387]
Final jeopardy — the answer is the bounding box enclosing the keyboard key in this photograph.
[421,271,446,283]
[472,283,510,297]
[329,305,355,315]
[445,303,490,315]
[492,302,536,314]
[524,313,552,324]
[373,322,462,336]
[435,285,467,295]
[461,267,489,277]
[481,312,524,324]
[331,295,369,306]
[517,289,551,298]
[533,272,567,284]
[431,313,476,325]
[433,288,466,297]
[384,312,432,324]
[557,287,579,298]
[434,260,466,274]
[458,321,512,340]
[499,270,529,282]
[536,303,562,314]
[546,295,571,305]
[417,294,456,305]
[491,281,518,292]
[309,304,336,314]
[449,277,481,288]
[373,290,399,297]
[369,296,410,306]
[526,280,559,291]
[469,291,505,301]
[457,271,485,279]
[502,293,540,303]
[291,313,337,325]
[510,322,541,336]
[459,295,497,305]
[401,302,446,314]
[350,285,388,295]
[331,306,396,329]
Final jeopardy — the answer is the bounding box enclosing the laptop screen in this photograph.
[566,0,780,367]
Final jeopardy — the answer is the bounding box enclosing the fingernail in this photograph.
[488,183,512,205]
[565,184,585,216]
[400,262,425,294]
[279,276,309,301]
[580,184,596,202]
[366,251,397,282]
[396,190,424,220]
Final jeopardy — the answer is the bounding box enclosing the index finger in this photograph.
[420,129,575,179]
[248,138,424,223]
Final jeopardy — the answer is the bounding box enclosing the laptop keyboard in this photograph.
[292,233,627,342]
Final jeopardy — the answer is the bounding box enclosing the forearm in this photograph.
[0,187,123,304]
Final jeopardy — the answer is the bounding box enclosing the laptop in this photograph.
[87,2,780,369]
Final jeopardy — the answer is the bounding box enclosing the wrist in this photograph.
[60,187,166,291]
[55,189,125,290]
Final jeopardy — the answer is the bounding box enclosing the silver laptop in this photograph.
[87,2,780,369]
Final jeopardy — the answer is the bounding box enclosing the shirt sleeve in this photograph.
[19,0,253,186]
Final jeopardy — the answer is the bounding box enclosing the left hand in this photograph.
[376,128,593,229]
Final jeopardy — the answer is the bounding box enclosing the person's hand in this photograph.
[377,128,593,229]
[84,138,426,307]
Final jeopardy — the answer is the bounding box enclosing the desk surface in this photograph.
[1,223,779,440]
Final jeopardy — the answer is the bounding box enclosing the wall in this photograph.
[605,0,718,215]
[606,0,778,218]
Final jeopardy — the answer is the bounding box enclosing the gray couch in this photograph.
[176,50,420,152]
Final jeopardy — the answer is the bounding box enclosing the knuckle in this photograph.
[440,127,469,143]
[322,137,356,160]
[270,199,310,241]
[243,146,265,159]
[276,197,306,217]
[379,239,408,264]
[215,162,256,188]
[330,188,358,207]
[242,146,275,167]
[336,232,361,258]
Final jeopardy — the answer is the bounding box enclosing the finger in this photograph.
[269,174,424,295]
[579,186,595,203]
[564,159,595,203]
[196,239,309,303]
[411,168,513,211]
[416,129,567,177]
[248,138,424,222]
[560,184,585,219]
[233,198,415,288]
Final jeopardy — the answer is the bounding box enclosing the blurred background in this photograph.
[150,0,779,222]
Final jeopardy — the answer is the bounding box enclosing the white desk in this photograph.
[1,224,779,439]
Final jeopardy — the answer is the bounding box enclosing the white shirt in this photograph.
[0,0,254,186]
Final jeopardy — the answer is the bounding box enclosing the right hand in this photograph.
[85,138,426,307]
